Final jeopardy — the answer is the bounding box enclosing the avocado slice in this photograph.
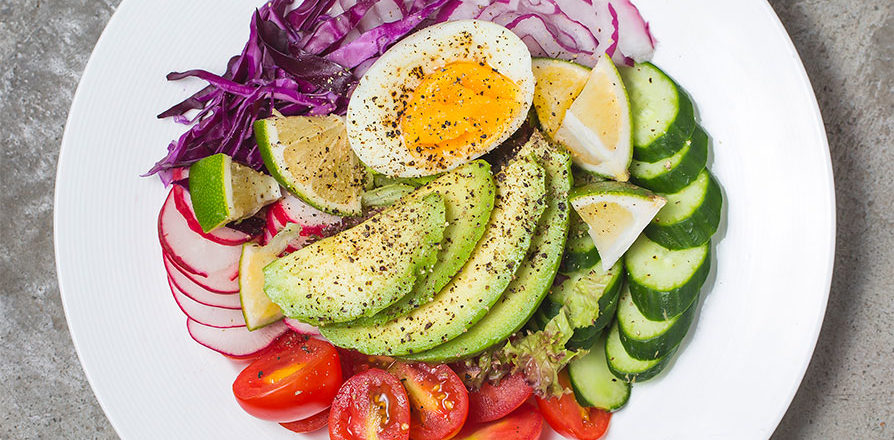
[348,161,496,326]
[321,159,548,355]
[406,131,573,362]
[263,193,447,324]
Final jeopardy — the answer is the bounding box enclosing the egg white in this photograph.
[346,20,535,177]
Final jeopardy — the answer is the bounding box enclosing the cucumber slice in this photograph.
[645,170,722,249]
[565,287,620,351]
[530,294,619,351]
[566,324,601,351]
[619,63,695,162]
[530,298,562,331]
[551,259,623,350]
[630,126,708,194]
[605,321,675,382]
[616,284,697,360]
[625,235,710,321]
[569,332,631,411]
[560,210,600,274]
[550,260,624,330]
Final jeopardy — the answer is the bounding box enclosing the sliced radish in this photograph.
[261,207,276,245]
[165,257,241,309]
[187,318,288,357]
[266,194,342,252]
[277,193,342,231]
[271,201,291,225]
[170,281,246,328]
[172,185,253,246]
[171,167,189,180]
[163,249,239,294]
[265,205,308,253]
[158,189,241,291]
[283,318,322,336]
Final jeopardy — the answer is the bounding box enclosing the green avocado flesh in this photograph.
[406,132,572,362]
[348,161,496,326]
[263,193,447,324]
[321,158,548,355]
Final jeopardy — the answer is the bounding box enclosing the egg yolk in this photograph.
[400,62,521,164]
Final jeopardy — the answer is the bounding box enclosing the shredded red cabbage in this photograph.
[147,0,653,183]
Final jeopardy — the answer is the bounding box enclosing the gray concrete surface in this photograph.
[0,0,891,438]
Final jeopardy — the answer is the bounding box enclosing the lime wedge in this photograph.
[532,58,591,138]
[189,153,281,233]
[239,224,302,330]
[555,53,633,182]
[255,115,366,216]
[569,181,665,270]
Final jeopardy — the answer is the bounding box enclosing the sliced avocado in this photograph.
[263,193,447,324]
[405,132,572,362]
[349,161,496,326]
[321,159,547,355]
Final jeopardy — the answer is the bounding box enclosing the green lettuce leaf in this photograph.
[500,309,585,397]
[457,309,586,398]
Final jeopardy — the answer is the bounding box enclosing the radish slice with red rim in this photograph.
[283,318,322,336]
[170,282,246,328]
[158,189,241,291]
[277,193,342,230]
[163,249,239,294]
[165,257,241,308]
[272,201,291,225]
[187,318,288,357]
[172,185,253,245]
[171,167,188,181]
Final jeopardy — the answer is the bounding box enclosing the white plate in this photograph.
[55,1,835,439]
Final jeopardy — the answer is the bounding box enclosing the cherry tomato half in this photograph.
[329,368,412,440]
[388,362,469,440]
[280,408,330,433]
[466,373,533,424]
[232,336,343,422]
[453,404,543,440]
[535,373,611,440]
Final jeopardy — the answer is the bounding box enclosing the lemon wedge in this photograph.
[239,224,302,330]
[555,53,633,182]
[255,115,367,216]
[532,58,592,138]
[569,182,665,270]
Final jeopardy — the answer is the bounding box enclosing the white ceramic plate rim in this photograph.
[55,1,835,439]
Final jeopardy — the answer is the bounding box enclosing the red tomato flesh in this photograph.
[329,368,411,440]
[453,404,543,440]
[466,373,533,424]
[388,362,469,440]
[280,408,330,433]
[535,373,611,440]
[232,336,343,422]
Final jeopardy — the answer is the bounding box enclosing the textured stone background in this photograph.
[0,0,890,438]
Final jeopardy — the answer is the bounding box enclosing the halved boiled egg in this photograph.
[346,20,535,177]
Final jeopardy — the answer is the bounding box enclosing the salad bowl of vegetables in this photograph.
[55,0,834,439]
